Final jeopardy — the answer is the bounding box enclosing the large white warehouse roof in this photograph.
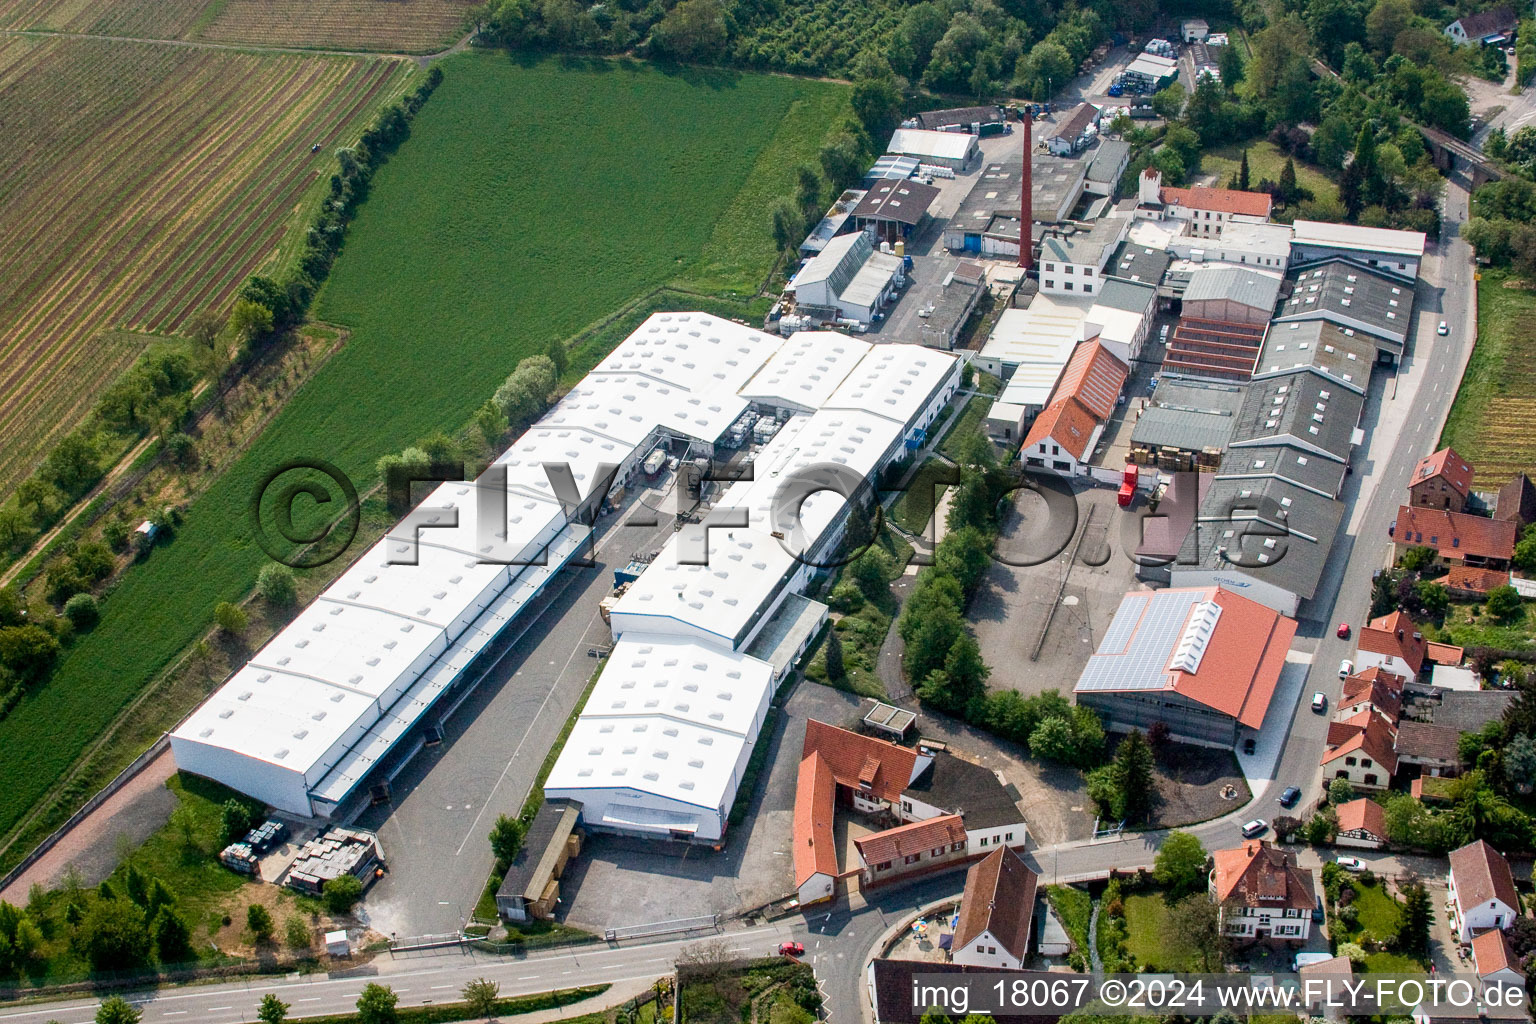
[739,332,872,413]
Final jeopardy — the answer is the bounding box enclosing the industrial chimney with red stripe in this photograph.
[1019,111,1032,273]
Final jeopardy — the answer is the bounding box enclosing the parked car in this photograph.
[779,942,805,957]
[1336,856,1365,872]
[1312,692,1328,713]
[1241,818,1268,838]
[1243,737,1256,754]
[1313,896,1325,922]
[1279,786,1302,808]
[1336,622,1350,639]
[1438,321,1449,335]
[1338,659,1353,678]
[1388,520,1396,537]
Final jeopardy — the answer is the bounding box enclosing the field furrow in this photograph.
[0,35,410,492]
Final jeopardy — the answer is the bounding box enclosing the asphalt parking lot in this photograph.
[970,479,1141,698]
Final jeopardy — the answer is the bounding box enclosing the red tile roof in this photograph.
[1427,641,1465,666]
[1173,587,1298,729]
[1336,798,1387,839]
[1022,395,1101,461]
[1358,610,1428,675]
[1054,340,1129,420]
[1340,668,1404,721]
[1160,185,1274,219]
[793,752,838,887]
[1444,565,1509,594]
[1450,840,1520,912]
[1212,842,1315,910]
[953,846,1038,962]
[1394,505,1518,562]
[1412,447,1474,497]
[802,720,922,803]
[1321,708,1399,774]
[1474,928,1523,978]
[853,813,966,867]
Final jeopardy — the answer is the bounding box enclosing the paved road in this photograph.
[0,184,1480,1024]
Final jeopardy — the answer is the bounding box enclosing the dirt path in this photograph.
[0,747,176,901]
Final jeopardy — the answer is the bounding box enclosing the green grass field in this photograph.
[1441,270,1536,480]
[0,53,849,848]
[1122,894,1174,968]
[1201,141,1338,207]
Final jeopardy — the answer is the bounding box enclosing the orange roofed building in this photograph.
[1074,586,1297,748]
[1021,339,1129,477]
[1409,447,1474,513]
[1356,610,1429,678]
[1210,841,1315,944]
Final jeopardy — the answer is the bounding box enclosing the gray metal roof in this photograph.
[1130,375,1247,452]
[1094,276,1157,314]
[1039,218,1124,267]
[1107,241,1173,287]
[1218,444,1346,499]
[1253,320,1377,394]
[1229,368,1362,463]
[1183,264,1282,313]
[1274,258,1412,347]
[1087,139,1131,183]
[1177,477,1345,600]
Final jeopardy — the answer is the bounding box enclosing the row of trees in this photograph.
[89,977,496,1024]
[1462,177,1536,277]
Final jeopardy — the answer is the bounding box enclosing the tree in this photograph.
[220,800,252,844]
[1277,157,1300,206]
[891,3,947,80]
[284,915,312,952]
[942,632,988,698]
[1238,149,1251,192]
[824,628,846,680]
[228,299,274,346]
[1218,43,1244,89]
[1154,831,1208,898]
[63,592,99,631]
[647,0,725,60]
[846,548,892,599]
[1163,894,1226,971]
[213,601,247,636]
[818,135,863,193]
[153,908,194,965]
[1505,733,1536,794]
[256,564,297,607]
[1113,730,1156,823]
[1019,40,1073,98]
[0,625,60,685]
[247,903,274,944]
[44,432,101,494]
[850,54,902,139]
[475,400,509,443]
[78,898,150,972]
[1487,585,1523,622]
[1329,776,1356,805]
[323,874,364,914]
[1398,878,1431,958]
[95,998,142,1024]
[356,983,400,1024]
[1417,581,1449,619]
[769,198,805,255]
[1028,715,1079,764]
[258,994,290,1024]
[463,978,500,1019]
[1366,0,1411,53]
[489,813,527,867]
[793,163,822,217]
[1151,82,1186,121]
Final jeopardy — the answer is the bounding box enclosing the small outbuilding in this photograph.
[886,128,979,172]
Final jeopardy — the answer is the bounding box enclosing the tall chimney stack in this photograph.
[1019,112,1033,273]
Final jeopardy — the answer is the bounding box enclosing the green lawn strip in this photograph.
[1430,599,1536,650]
[804,525,910,698]
[1044,885,1090,953]
[938,393,994,461]
[1201,141,1338,205]
[887,457,948,535]
[0,52,824,847]
[1363,951,1422,973]
[1441,270,1536,480]
[1120,894,1185,970]
[682,81,853,296]
[290,987,608,1024]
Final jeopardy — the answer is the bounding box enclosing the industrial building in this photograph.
[1038,217,1131,297]
[1289,221,1426,280]
[173,314,801,820]
[974,304,1085,393]
[1120,52,1178,92]
[886,128,979,171]
[1129,375,1247,471]
[1085,140,1131,197]
[850,179,939,244]
[799,189,866,258]
[915,261,987,350]
[787,231,905,325]
[1273,258,1414,362]
[1166,221,1292,270]
[1020,339,1129,475]
[942,152,1088,256]
[1074,586,1297,747]
[909,105,1006,132]
[1045,103,1100,156]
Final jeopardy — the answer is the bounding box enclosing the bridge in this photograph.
[1418,124,1505,187]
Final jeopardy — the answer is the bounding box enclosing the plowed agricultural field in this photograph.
[0,34,411,495]
[0,0,475,53]
[1442,270,1536,480]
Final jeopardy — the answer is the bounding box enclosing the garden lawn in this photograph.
[1045,885,1091,953]
[1336,879,1404,946]
[1122,894,1173,969]
[1430,598,1536,651]
[1441,270,1536,480]
[1201,141,1338,206]
[0,52,846,846]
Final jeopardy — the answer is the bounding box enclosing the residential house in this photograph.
[1210,841,1315,943]
[951,846,1039,969]
[793,751,839,906]
[1337,668,1405,721]
[1322,709,1398,790]
[1393,505,1517,570]
[1495,473,1536,531]
[1335,798,1389,849]
[1138,169,1274,236]
[1448,839,1520,944]
[1445,7,1516,46]
[1472,928,1526,991]
[854,813,969,887]
[1299,955,1354,1020]
[1410,447,1474,513]
[1356,610,1428,679]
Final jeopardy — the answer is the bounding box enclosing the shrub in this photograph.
[826,580,864,613]
[256,564,298,607]
[64,593,100,631]
[214,601,248,636]
[323,874,364,914]
[247,903,274,943]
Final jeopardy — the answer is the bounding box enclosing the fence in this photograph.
[604,914,719,942]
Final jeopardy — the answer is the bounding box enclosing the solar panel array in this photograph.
[1076,589,1207,692]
